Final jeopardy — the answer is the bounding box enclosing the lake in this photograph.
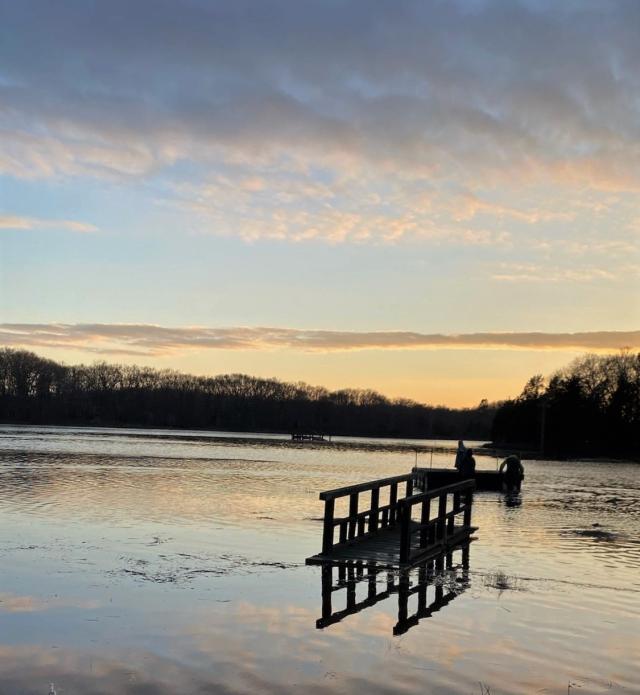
[0,425,638,694]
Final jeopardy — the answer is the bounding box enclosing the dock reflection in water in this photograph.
[317,541,471,636]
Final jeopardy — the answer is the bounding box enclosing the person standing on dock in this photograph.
[459,448,476,477]
[454,440,467,471]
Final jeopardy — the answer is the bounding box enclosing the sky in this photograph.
[0,0,639,407]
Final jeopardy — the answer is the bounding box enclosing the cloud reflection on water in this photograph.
[0,593,100,614]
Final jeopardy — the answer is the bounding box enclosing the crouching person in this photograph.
[500,455,524,493]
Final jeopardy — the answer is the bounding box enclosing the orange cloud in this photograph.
[0,215,97,233]
[1,323,638,357]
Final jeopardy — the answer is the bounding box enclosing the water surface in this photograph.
[0,425,638,694]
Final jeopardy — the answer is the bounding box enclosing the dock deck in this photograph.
[306,521,475,567]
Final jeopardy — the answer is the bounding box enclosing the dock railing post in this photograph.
[420,498,430,549]
[438,491,447,541]
[406,477,414,498]
[369,486,380,533]
[339,518,347,544]
[449,490,461,535]
[447,491,457,535]
[348,492,358,539]
[322,497,335,555]
[399,501,411,564]
[390,482,398,523]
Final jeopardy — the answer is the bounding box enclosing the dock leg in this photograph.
[322,498,335,554]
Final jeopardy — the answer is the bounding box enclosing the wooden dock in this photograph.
[412,466,523,492]
[305,473,476,568]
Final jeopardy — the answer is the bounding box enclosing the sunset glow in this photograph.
[1,0,639,405]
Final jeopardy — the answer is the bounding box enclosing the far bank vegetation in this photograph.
[492,352,639,458]
[0,349,495,440]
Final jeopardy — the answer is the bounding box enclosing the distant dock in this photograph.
[291,433,329,443]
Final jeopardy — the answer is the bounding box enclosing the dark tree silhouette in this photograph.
[492,352,640,457]
[0,348,497,440]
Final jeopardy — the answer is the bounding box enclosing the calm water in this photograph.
[0,425,638,694]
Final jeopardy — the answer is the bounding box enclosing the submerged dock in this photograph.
[305,473,476,568]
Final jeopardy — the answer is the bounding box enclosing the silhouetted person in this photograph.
[454,440,467,471]
[459,448,476,477]
[500,455,524,492]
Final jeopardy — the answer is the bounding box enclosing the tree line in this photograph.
[491,352,640,457]
[0,348,496,439]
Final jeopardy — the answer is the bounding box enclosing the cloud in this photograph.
[0,214,97,233]
[0,0,639,273]
[1,323,638,356]
[490,263,626,283]
[169,173,518,245]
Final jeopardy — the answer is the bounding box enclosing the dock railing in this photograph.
[319,473,414,554]
[398,479,474,564]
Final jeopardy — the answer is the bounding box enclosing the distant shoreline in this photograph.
[1,421,637,463]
